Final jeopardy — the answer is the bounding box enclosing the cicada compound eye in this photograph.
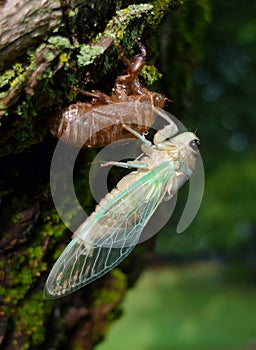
[189,139,201,151]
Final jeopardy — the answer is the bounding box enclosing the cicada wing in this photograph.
[44,162,174,299]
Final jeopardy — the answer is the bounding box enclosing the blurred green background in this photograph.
[96,0,256,349]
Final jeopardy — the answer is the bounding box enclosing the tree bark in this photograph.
[0,0,62,71]
[0,1,211,349]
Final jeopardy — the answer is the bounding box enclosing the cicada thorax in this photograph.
[46,43,167,148]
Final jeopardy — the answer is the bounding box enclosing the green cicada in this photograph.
[44,110,201,299]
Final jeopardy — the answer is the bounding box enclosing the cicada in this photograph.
[47,43,166,148]
[44,112,200,298]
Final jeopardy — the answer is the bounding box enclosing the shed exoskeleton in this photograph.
[47,43,166,148]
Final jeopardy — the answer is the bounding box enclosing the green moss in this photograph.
[110,268,128,290]
[93,268,127,307]
[90,269,127,343]
[102,3,154,42]
[0,205,66,306]
[0,208,68,345]
[15,292,52,347]
[11,212,21,224]
[0,193,72,342]
[148,0,178,27]
[3,250,47,306]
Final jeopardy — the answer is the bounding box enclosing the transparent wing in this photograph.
[44,161,174,298]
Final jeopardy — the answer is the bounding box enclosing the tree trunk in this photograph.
[0,0,211,349]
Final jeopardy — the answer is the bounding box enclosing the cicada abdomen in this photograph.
[47,100,158,148]
[47,43,166,148]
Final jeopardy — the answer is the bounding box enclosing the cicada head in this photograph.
[150,92,167,108]
[170,132,200,172]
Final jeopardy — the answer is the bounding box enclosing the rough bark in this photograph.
[0,0,211,349]
[0,0,62,71]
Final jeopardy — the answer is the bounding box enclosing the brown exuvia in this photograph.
[47,43,166,148]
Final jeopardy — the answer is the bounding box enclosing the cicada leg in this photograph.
[114,41,146,74]
[73,86,112,104]
[114,41,146,96]
[154,124,179,144]
[152,108,179,144]
[122,124,152,147]
[101,160,148,170]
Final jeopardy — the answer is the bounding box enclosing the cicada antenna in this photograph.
[194,125,200,134]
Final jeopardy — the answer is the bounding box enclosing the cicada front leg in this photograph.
[100,123,153,172]
[122,124,151,146]
[153,124,179,145]
[151,108,179,145]
[101,160,149,170]
[114,41,146,77]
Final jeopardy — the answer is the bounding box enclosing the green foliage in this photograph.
[159,0,212,112]
[97,265,256,350]
[0,63,24,89]
[141,64,162,85]
[192,155,256,254]
[157,152,256,259]
[188,0,256,257]
[157,0,256,264]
